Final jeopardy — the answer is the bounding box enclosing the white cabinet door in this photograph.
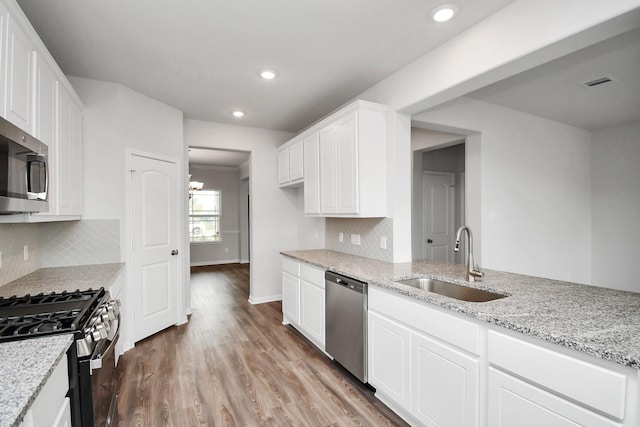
[289,139,304,181]
[335,112,358,213]
[57,86,83,216]
[278,146,290,185]
[299,279,324,348]
[368,311,411,412]
[303,132,320,214]
[52,398,71,427]
[32,55,58,217]
[5,14,34,133]
[282,271,300,325]
[411,332,479,427]
[0,3,8,111]
[319,124,338,213]
[488,368,622,427]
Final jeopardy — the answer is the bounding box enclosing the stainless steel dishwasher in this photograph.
[325,271,367,383]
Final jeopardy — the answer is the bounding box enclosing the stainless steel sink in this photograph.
[395,278,507,302]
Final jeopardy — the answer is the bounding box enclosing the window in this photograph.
[189,190,221,242]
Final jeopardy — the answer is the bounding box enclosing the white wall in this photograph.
[69,77,186,352]
[351,0,640,264]
[414,97,593,284]
[591,121,640,292]
[183,120,324,303]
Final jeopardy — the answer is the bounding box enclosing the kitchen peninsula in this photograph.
[282,249,640,427]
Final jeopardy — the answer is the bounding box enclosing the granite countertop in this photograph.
[282,249,640,369]
[0,263,125,298]
[0,335,73,427]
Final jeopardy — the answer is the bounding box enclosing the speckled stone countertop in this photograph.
[282,249,640,369]
[0,335,73,427]
[0,263,125,297]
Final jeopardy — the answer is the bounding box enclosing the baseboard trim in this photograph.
[248,294,282,305]
[240,259,250,264]
[190,259,240,267]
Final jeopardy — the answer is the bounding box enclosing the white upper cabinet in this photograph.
[303,132,320,214]
[4,12,34,133]
[0,0,85,222]
[315,100,387,217]
[278,100,387,217]
[56,85,83,216]
[31,54,58,216]
[278,138,304,187]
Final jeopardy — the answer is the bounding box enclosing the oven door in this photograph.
[90,330,119,427]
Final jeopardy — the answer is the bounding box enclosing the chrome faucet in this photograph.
[454,225,483,282]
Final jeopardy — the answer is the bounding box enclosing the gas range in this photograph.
[0,287,121,426]
[0,288,119,357]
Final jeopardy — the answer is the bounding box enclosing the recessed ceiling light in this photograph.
[431,4,458,22]
[260,70,277,80]
[232,110,244,118]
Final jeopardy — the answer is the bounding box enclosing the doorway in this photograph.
[412,138,466,263]
[187,148,251,269]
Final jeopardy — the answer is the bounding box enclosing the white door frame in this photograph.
[124,149,187,350]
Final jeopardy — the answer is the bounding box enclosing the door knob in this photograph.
[171,250,179,256]
[427,239,433,244]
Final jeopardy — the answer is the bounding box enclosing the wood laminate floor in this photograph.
[115,263,408,427]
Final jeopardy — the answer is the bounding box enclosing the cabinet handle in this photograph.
[427,239,433,244]
[171,250,179,256]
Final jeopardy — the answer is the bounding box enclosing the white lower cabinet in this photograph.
[20,354,70,427]
[299,277,324,346]
[368,311,411,412]
[411,332,479,427]
[281,256,325,350]
[368,287,479,426]
[488,367,621,427]
[282,271,300,325]
[367,287,637,427]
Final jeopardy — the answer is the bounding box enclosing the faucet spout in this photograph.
[454,225,483,282]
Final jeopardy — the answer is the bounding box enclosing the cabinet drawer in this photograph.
[282,257,300,276]
[489,367,621,427]
[488,330,627,419]
[300,263,324,287]
[369,287,480,355]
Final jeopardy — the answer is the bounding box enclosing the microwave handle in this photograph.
[26,154,47,194]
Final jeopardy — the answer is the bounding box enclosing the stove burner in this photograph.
[0,288,106,341]
[30,320,62,333]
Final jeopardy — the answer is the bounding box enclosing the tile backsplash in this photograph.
[325,217,393,262]
[0,223,41,286]
[0,219,120,286]
[39,220,120,267]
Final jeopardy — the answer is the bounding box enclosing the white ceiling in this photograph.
[467,27,640,131]
[17,0,515,133]
[188,148,250,168]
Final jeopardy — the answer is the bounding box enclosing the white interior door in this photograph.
[130,153,179,342]
[423,171,455,262]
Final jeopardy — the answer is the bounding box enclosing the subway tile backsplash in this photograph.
[0,219,120,287]
[325,217,393,262]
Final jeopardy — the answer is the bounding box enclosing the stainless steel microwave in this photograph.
[0,117,48,213]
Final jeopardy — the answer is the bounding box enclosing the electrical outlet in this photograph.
[224,247,229,253]
[351,234,361,246]
[0,250,2,269]
[380,236,387,250]
[338,232,344,243]
[23,245,29,261]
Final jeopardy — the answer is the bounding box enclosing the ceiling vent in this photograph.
[581,76,615,88]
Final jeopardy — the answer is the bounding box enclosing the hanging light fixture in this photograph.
[189,181,204,191]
